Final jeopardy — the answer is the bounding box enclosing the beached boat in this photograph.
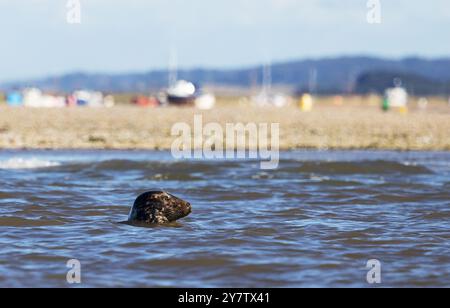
[167,80,196,105]
[131,96,160,107]
[195,93,216,110]
[251,62,290,108]
[23,88,66,108]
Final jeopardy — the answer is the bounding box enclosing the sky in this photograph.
[0,0,449,82]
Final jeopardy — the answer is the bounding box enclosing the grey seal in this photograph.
[128,191,192,224]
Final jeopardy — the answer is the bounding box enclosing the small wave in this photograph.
[281,160,433,175]
[0,217,66,227]
[0,158,61,170]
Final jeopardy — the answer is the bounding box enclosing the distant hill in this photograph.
[2,56,450,95]
[355,71,450,96]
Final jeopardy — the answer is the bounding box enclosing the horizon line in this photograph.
[3,53,450,85]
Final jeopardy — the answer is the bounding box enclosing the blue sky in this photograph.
[0,0,449,81]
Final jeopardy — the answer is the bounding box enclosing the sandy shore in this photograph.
[0,103,449,151]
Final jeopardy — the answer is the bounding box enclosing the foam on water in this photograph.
[0,158,61,170]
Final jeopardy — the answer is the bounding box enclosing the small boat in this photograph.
[195,93,216,110]
[167,80,196,105]
[132,96,160,107]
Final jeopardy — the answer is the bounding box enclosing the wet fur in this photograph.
[128,191,191,224]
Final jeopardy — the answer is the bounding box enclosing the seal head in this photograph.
[128,191,192,224]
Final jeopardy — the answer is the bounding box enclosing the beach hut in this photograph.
[6,91,23,106]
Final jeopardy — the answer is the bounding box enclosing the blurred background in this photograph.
[0,0,449,98]
[0,0,449,150]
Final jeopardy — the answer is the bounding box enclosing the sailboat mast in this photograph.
[262,60,272,95]
[169,47,178,88]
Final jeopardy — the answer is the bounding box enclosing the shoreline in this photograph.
[1,104,449,152]
[1,146,450,153]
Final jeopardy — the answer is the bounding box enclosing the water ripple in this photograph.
[0,150,449,287]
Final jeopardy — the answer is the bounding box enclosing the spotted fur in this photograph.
[128,191,192,224]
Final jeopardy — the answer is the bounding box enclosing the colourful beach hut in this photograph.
[6,91,23,106]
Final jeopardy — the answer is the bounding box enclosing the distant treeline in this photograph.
[354,71,450,96]
[2,56,450,95]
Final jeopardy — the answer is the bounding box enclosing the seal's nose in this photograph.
[185,202,192,215]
